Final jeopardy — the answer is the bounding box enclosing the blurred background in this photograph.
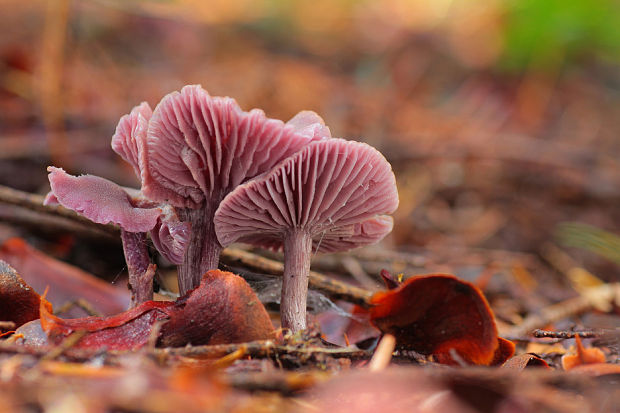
[1,0,619,289]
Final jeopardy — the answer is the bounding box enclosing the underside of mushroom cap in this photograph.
[111,102,152,181]
[143,85,323,209]
[150,206,191,264]
[214,138,399,252]
[221,215,394,254]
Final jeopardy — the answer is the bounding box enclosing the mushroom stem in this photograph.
[120,230,153,306]
[177,204,221,295]
[281,229,313,332]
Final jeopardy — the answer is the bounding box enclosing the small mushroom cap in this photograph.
[214,138,399,252]
[111,102,152,181]
[143,85,322,209]
[150,206,191,264]
[286,110,331,139]
[47,167,161,233]
[46,167,189,264]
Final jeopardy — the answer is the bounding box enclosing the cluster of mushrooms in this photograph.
[45,85,399,333]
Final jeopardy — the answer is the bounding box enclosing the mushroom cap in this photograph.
[214,138,399,253]
[142,85,323,209]
[111,102,152,182]
[46,167,189,264]
[286,110,331,140]
[46,167,161,233]
[150,206,191,264]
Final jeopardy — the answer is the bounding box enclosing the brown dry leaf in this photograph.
[0,259,51,330]
[370,272,514,365]
[502,353,550,370]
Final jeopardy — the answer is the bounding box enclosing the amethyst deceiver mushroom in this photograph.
[46,85,327,299]
[214,138,399,332]
[141,85,326,294]
[45,101,190,306]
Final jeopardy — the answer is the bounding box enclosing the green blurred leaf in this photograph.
[500,0,620,72]
[556,222,620,265]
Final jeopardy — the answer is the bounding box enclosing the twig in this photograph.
[220,248,373,306]
[532,329,598,339]
[0,184,117,238]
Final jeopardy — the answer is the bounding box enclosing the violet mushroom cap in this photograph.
[214,138,399,332]
[139,85,326,293]
[142,85,328,208]
[46,167,161,232]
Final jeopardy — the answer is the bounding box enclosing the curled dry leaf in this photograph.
[0,260,51,330]
[502,353,550,370]
[0,238,130,316]
[561,335,606,370]
[369,272,514,366]
[40,270,274,350]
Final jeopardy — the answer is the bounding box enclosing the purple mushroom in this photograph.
[214,138,399,332]
[140,85,325,294]
[46,85,327,300]
[45,100,190,306]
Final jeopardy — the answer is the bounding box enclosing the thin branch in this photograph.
[532,329,598,339]
[220,248,373,306]
[0,184,117,237]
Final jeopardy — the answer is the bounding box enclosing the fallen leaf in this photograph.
[158,269,276,347]
[0,238,130,316]
[561,335,606,370]
[370,273,513,365]
[490,338,517,367]
[40,270,275,350]
[502,353,550,370]
[0,259,51,330]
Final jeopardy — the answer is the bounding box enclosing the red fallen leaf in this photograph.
[370,273,513,365]
[41,270,275,350]
[561,335,606,370]
[158,269,276,347]
[502,353,550,370]
[490,338,517,367]
[0,238,130,316]
[0,260,52,330]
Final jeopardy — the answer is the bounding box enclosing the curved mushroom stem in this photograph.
[281,229,313,332]
[120,230,154,306]
[177,203,222,295]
